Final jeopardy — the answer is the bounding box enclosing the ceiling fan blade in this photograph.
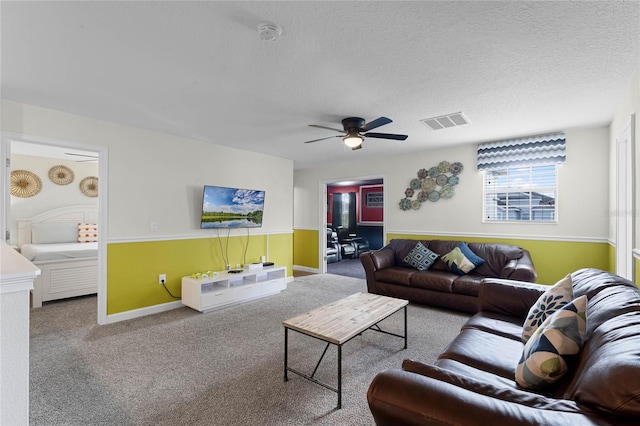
[304,135,341,144]
[351,144,363,151]
[65,152,98,158]
[308,124,345,133]
[360,117,392,132]
[364,132,408,140]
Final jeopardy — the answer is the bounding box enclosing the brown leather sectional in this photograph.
[367,268,640,425]
[360,239,537,313]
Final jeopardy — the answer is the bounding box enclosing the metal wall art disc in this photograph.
[48,165,75,185]
[79,176,99,197]
[11,170,42,198]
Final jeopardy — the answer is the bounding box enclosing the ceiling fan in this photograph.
[65,152,99,162]
[304,116,408,150]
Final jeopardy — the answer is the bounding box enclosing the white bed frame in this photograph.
[17,205,99,308]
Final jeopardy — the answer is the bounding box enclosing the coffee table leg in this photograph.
[337,344,342,409]
[404,306,408,349]
[284,327,288,382]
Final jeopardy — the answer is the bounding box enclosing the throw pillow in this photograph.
[78,223,98,243]
[515,295,587,390]
[403,241,439,271]
[441,242,485,275]
[522,275,573,343]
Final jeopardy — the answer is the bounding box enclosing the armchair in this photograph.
[336,227,370,258]
[326,228,341,263]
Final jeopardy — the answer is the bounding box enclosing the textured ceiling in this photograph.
[2,1,639,169]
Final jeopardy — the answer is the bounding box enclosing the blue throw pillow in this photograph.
[403,241,439,271]
[441,242,485,275]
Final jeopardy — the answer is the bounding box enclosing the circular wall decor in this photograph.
[48,165,75,185]
[399,161,463,210]
[11,170,43,198]
[79,176,99,197]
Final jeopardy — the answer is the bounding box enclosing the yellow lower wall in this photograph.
[293,229,319,269]
[107,233,292,315]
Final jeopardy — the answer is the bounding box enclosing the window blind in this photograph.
[477,133,566,171]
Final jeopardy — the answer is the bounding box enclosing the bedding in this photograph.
[20,242,98,262]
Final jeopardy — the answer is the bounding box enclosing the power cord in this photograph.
[160,279,180,299]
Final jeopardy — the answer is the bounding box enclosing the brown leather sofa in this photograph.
[360,239,537,313]
[367,268,640,425]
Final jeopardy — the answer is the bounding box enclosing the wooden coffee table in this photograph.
[283,292,408,408]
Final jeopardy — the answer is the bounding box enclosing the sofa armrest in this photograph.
[360,247,396,292]
[501,249,537,282]
[367,366,603,426]
[478,279,547,319]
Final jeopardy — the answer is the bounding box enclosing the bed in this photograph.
[17,205,99,308]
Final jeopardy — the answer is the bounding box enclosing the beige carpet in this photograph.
[30,274,470,425]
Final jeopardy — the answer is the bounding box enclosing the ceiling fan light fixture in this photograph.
[343,133,363,148]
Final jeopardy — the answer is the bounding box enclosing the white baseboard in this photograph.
[105,300,183,324]
[293,265,320,274]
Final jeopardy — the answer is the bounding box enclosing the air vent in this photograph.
[420,112,470,130]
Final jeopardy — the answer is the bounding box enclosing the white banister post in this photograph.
[0,241,40,425]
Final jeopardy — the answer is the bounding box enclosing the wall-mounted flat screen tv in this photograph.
[200,185,265,229]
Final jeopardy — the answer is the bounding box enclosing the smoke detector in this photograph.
[258,22,282,42]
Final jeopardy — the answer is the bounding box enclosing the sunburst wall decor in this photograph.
[399,161,463,210]
[48,165,75,185]
[11,169,42,198]
[79,176,99,197]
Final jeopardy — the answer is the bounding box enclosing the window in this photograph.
[477,132,565,223]
[483,165,557,222]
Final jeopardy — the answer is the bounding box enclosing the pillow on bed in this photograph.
[78,223,98,243]
[30,222,79,244]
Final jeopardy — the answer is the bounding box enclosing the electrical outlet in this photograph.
[159,273,166,285]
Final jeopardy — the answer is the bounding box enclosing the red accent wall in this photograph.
[327,184,383,225]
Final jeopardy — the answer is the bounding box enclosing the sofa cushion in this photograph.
[515,295,587,390]
[403,241,439,271]
[570,313,640,417]
[438,328,523,379]
[441,242,485,275]
[374,267,415,286]
[410,270,456,292]
[463,311,524,341]
[468,243,524,278]
[451,274,484,297]
[522,275,573,343]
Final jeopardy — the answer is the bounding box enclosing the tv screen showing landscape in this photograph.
[200,185,265,229]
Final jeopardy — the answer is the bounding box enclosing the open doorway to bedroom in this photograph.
[323,177,384,279]
[3,134,107,324]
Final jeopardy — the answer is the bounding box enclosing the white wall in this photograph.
[9,154,99,243]
[1,100,294,241]
[294,126,610,242]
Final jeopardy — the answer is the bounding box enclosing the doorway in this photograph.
[615,116,635,280]
[322,176,384,278]
[2,132,108,324]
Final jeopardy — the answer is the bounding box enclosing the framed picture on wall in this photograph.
[359,184,383,224]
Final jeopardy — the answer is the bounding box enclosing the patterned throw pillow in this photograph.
[403,242,439,271]
[522,275,573,343]
[515,295,587,390]
[441,242,485,275]
[78,223,98,243]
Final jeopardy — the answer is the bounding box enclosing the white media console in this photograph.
[181,266,287,312]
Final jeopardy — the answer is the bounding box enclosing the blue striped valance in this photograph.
[477,132,566,171]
